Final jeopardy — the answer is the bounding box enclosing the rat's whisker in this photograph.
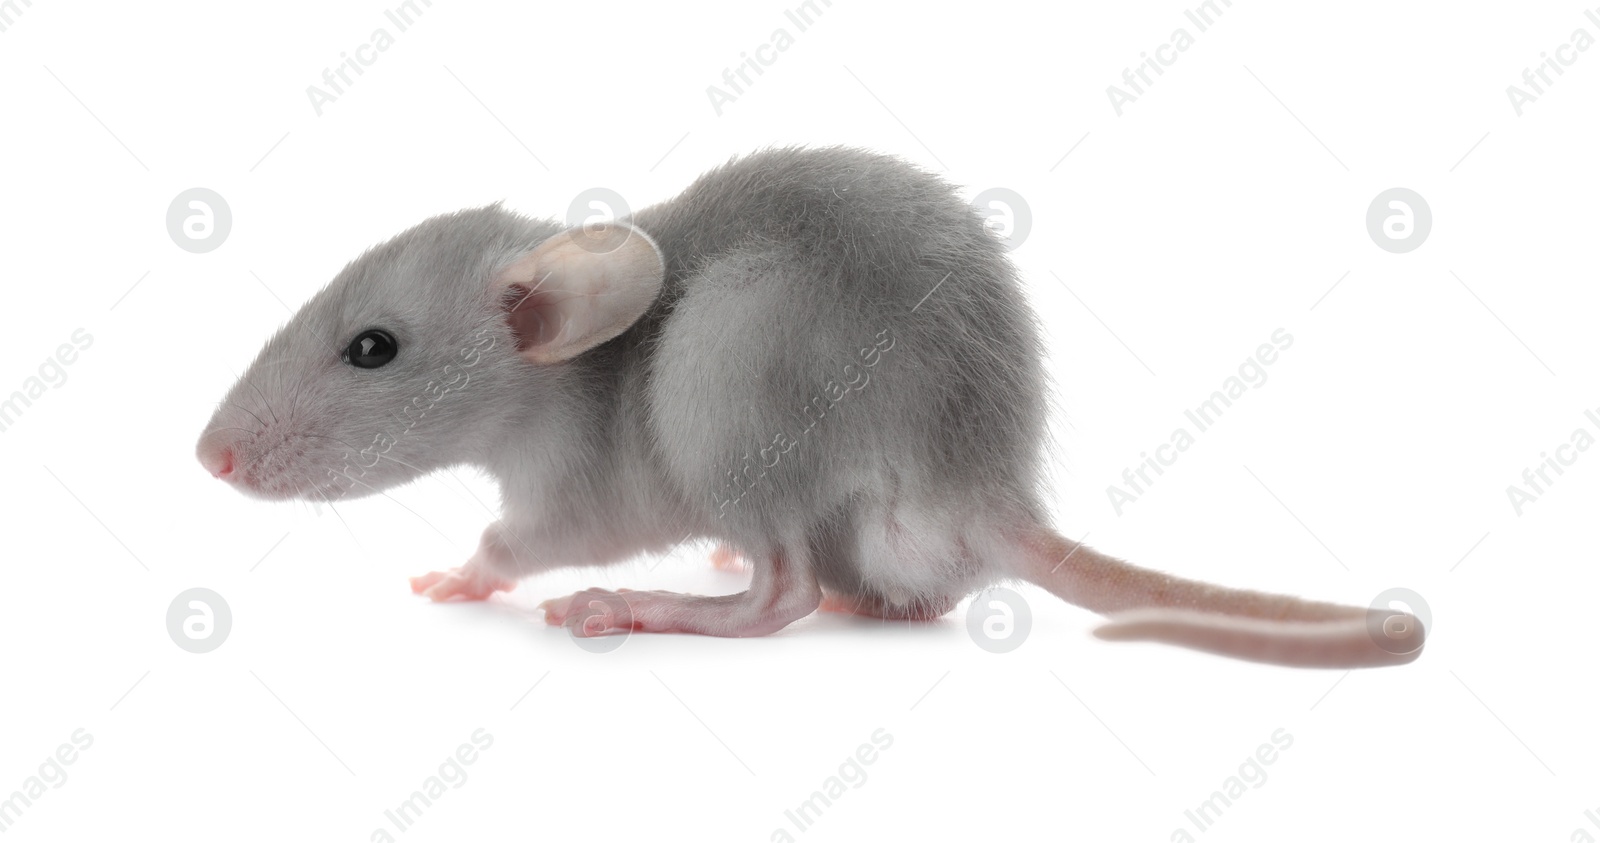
[245,380,279,425]
[338,473,460,549]
[221,401,269,430]
[310,485,366,555]
[298,433,362,453]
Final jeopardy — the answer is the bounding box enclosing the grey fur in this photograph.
[204,146,1042,608]
[197,146,1424,666]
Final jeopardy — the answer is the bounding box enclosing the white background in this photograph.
[2,0,1596,840]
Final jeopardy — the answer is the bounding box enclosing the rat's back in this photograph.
[630,147,1049,607]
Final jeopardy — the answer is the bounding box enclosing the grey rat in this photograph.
[196,146,1423,668]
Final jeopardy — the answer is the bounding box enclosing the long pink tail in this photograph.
[1010,527,1424,669]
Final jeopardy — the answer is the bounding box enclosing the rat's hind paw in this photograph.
[817,591,956,621]
[538,588,638,636]
[409,566,515,602]
[540,576,817,637]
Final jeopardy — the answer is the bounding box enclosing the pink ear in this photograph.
[499,282,563,353]
[494,222,665,363]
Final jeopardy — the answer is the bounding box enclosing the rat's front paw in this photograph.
[538,589,638,636]
[409,565,515,602]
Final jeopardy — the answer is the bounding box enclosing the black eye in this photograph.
[343,329,398,369]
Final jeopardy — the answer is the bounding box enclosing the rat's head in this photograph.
[195,204,665,502]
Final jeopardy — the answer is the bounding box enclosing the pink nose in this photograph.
[198,440,235,480]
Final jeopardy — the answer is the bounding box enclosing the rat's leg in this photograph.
[409,522,521,601]
[541,546,819,637]
[818,590,958,621]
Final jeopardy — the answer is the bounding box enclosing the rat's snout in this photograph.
[196,434,237,481]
